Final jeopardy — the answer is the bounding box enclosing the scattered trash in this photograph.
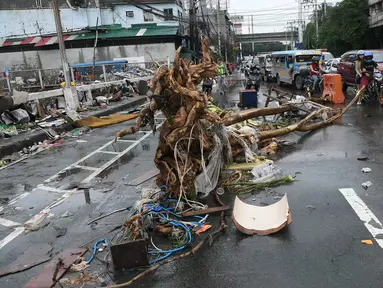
[70,258,89,272]
[60,210,74,218]
[361,240,373,245]
[361,167,372,173]
[216,187,225,195]
[196,224,212,235]
[60,271,98,286]
[72,128,83,137]
[24,248,87,288]
[53,225,67,238]
[362,181,372,189]
[232,194,291,235]
[251,161,282,183]
[306,205,316,214]
[76,139,88,143]
[357,156,369,161]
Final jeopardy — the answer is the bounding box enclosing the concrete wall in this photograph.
[0,4,183,38]
[113,4,183,28]
[0,43,176,71]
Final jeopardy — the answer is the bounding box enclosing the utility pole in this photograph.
[298,0,303,44]
[324,0,327,16]
[189,0,194,54]
[217,0,221,56]
[315,0,318,48]
[285,27,288,50]
[287,21,294,50]
[52,0,70,88]
[251,15,254,34]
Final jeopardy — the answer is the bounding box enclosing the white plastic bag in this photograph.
[251,161,282,183]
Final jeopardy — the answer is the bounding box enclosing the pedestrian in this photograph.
[360,51,378,103]
[355,50,364,104]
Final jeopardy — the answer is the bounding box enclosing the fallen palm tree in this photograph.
[115,38,362,200]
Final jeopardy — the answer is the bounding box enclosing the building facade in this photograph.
[369,0,383,28]
[0,0,184,38]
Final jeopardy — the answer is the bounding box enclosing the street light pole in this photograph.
[52,0,70,87]
[315,0,318,47]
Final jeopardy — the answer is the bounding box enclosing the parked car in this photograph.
[324,58,340,73]
[337,50,383,91]
[321,52,335,64]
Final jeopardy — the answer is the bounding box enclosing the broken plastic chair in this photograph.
[232,194,292,235]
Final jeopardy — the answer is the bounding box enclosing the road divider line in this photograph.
[339,188,383,248]
[0,218,21,227]
[0,227,24,249]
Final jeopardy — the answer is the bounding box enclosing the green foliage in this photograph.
[304,0,373,55]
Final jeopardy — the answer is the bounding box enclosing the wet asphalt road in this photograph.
[1,80,383,287]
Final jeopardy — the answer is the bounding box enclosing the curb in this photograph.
[0,97,148,159]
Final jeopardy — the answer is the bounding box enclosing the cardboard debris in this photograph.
[232,194,291,235]
[0,244,52,277]
[361,240,373,245]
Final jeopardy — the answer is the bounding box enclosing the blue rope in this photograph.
[86,238,109,264]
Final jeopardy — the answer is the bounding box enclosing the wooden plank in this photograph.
[126,168,159,186]
[24,248,86,288]
[180,205,232,217]
[0,244,52,277]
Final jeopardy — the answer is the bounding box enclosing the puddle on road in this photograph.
[78,152,115,168]
[0,183,33,199]
[46,167,92,188]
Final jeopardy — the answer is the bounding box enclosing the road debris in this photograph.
[361,167,372,173]
[362,181,372,189]
[60,210,74,218]
[361,240,373,245]
[53,225,67,238]
[357,156,369,161]
[232,194,291,235]
[110,239,149,271]
[0,244,52,277]
[24,248,87,288]
[306,205,316,214]
[196,224,212,235]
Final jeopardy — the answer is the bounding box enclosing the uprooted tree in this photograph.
[116,38,361,200]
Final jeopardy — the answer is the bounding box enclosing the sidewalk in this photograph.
[0,95,148,159]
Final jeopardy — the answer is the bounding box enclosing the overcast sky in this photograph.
[228,0,342,33]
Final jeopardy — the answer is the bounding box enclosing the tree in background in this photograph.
[303,0,380,56]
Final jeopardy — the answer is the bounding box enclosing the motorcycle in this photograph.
[363,71,383,106]
[246,66,261,90]
[202,78,214,95]
[302,72,324,96]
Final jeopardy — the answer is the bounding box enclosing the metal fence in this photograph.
[4,61,169,92]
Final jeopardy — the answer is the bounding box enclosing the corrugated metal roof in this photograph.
[0,0,97,9]
[0,24,179,48]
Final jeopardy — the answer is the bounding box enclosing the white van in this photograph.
[321,52,334,63]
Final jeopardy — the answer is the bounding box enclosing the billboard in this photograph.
[234,23,242,35]
[231,15,244,23]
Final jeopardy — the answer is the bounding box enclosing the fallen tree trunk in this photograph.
[259,90,362,140]
[222,105,293,126]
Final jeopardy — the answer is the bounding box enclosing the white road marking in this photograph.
[339,188,383,248]
[8,192,30,205]
[0,218,20,227]
[0,228,24,249]
[35,185,77,194]
[0,117,163,249]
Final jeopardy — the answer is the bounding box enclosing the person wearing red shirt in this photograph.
[310,56,323,90]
